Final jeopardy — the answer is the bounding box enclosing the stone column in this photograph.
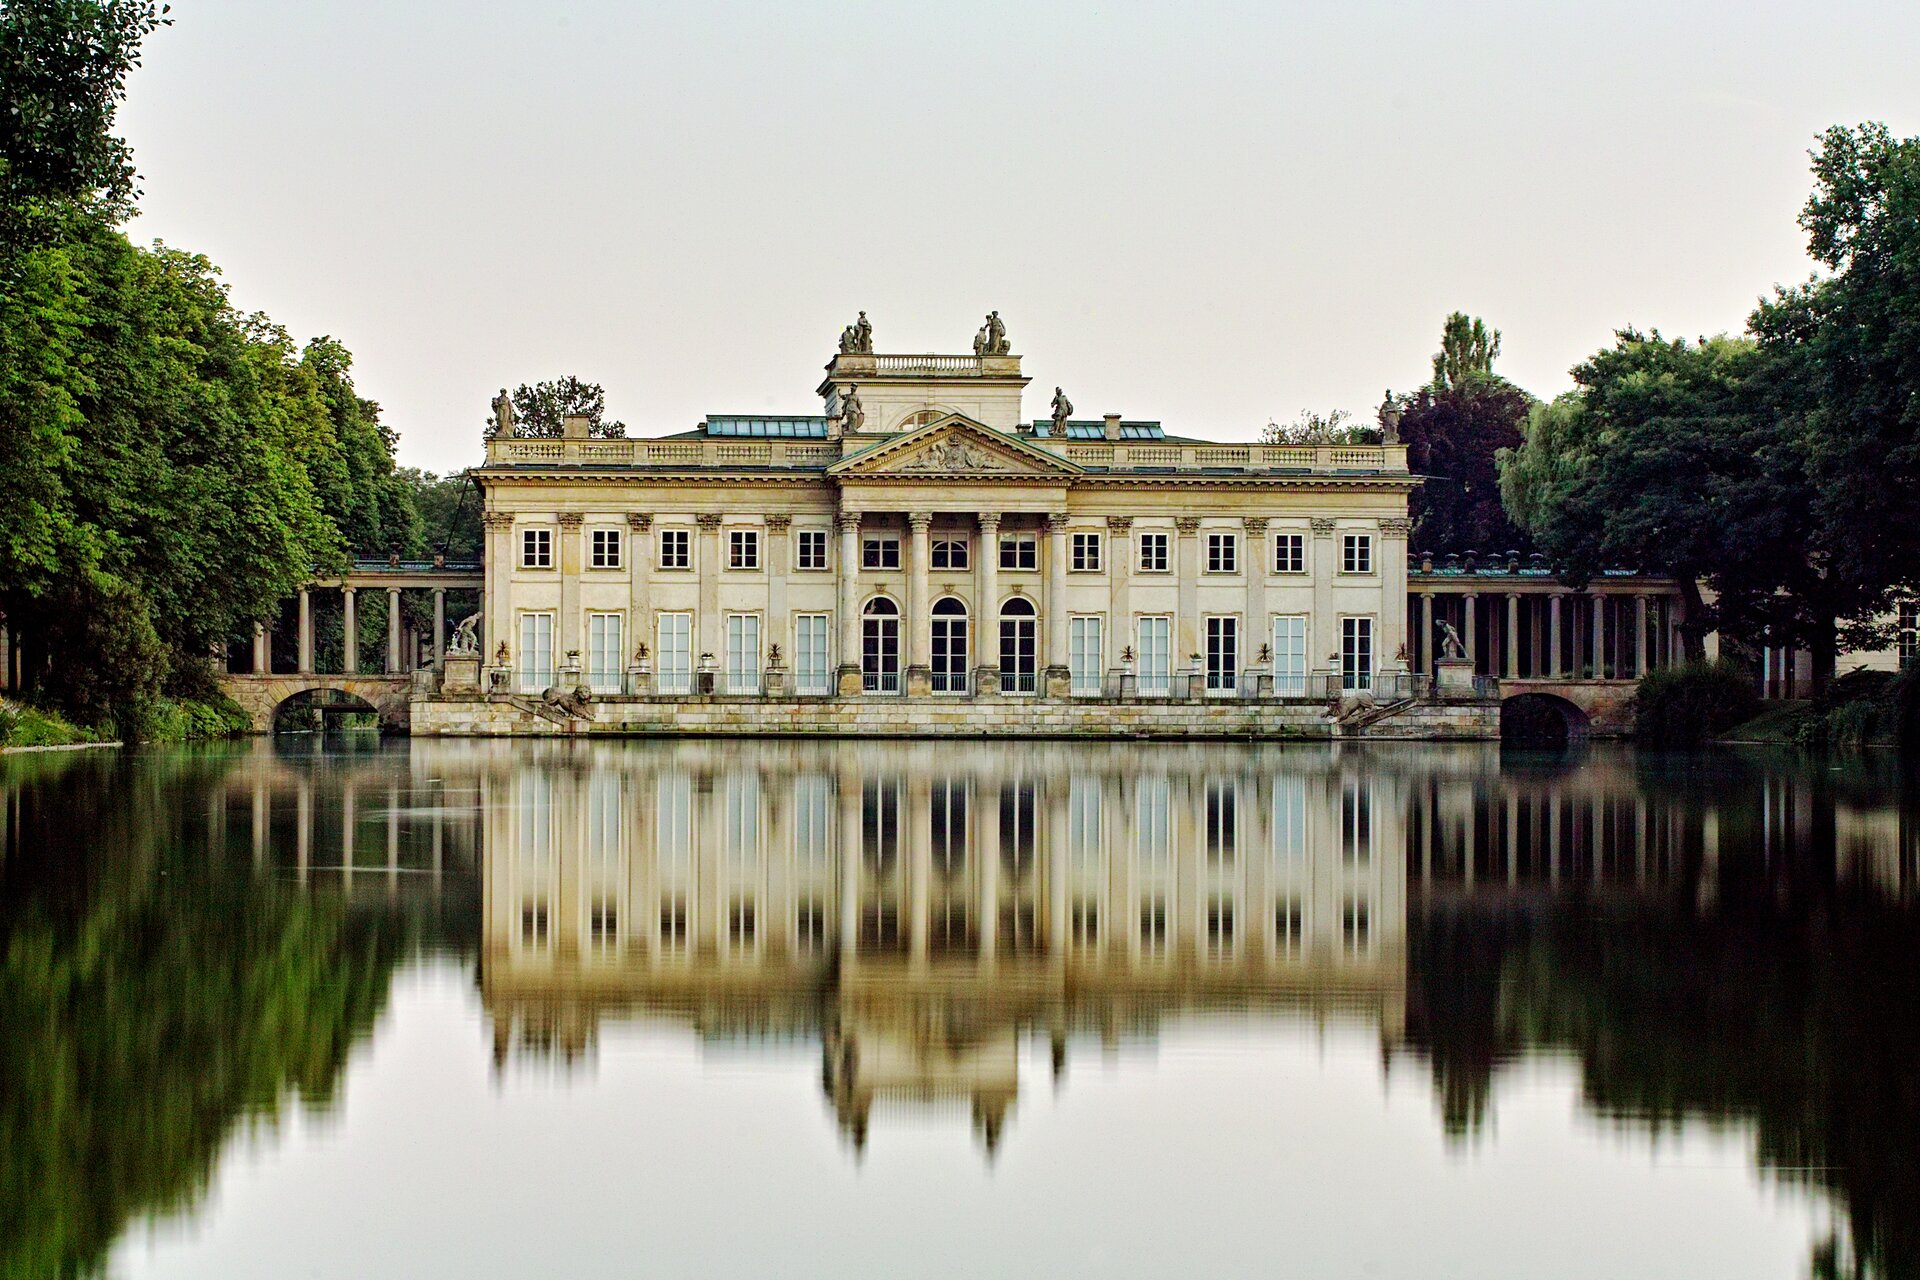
[559,512,585,672]
[1548,593,1562,678]
[628,513,653,667]
[1591,594,1605,679]
[766,514,791,676]
[836,511,862,695]
[1043,514,1071,697]
[483,511,514,670]
[1462,593,1477,670]
[297,589,313,674]
[1307,518,1336,678]
[342,586,359,674]
[432,589,446,668]
[1243,517,1269,678]
[1418,591,1433,674]
[1635,594,1649,677]
[252,621,269,675]
[1505,594,1519,678]
[387,587,403,672]
[694,513,721,675]
[906,512,932,696]
[1178,517,1205,670]
[1378,517,1410,673]
[1107,517,1133,679]
[976,513,1001,693]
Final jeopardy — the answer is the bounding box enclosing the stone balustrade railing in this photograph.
[485,436,1410,475]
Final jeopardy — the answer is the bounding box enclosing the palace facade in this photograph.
[468,330,1421,713]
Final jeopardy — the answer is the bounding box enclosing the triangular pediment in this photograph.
[828,414,1082,478]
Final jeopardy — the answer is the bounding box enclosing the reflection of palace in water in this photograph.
[477,741,1411,1152]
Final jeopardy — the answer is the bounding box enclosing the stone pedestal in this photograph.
[905,664,931,697]
[559,662,582,693]
[485,665,511,695]
[1435,657,1478,698]
[837,665,863,697]
[975,666,1001,698]
[442,654,480,694]
[627,662,651,696]
[1043,664,1071,700]
[764,664,790,697]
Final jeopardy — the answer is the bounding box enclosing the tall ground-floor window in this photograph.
[587,613,623,693]
[930,598,969,694]
[1136,616,1171,696]
[1069,616,1103,696]
[1000,598,1038,694]
[656,613,693,695]
[1205,616,1239,695]
[794,614,830,695]
[1271,614,1308,697]
[518,613,554,693]
[1341,616,1374,692]
[724,613,761,694]
[862,598,900,694]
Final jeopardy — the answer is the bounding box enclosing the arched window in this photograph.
[862,597,900,693]
[999,597,1038,694]
[931,597,969,694]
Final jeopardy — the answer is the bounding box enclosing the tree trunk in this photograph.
[1676,577,1710,663]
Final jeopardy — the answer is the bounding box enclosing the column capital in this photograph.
[976,512,1002,532]
[481,511,514,530]
[557,512,585,529]
[907,511,933,532]
[1242,516,1269,536]
[626,512,653,531]
[765,514,793,533]
[341,584,357,596]
[1309,517,1336,536]
[1044,513,1071,534]
[1174,516,1202,535]
[1105,515,1134,534]
[694,513,723,531]
[1378,517,1413,538]
[836,511,863,534]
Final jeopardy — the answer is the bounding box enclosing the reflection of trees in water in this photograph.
[1405,875,1920,1278]
[0,752,435,1279]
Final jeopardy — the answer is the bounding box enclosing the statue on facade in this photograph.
[840,384,865,433]
[973,319,990,356]
[838,311,873,354]
[987,310,1008,354]
[1436,620,1466,660]
[488,388,516,439]
[449,613,482,655]
[1049,386,1073,436]
[1379,390,1403,445]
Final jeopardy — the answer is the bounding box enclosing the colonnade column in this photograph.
[1378,517,1410,677]
[767,515,792,681]
[387,587,403,673]
[906,512,932,696]
[342,586,359,674]
[297,589,314,674]
[1243,518,1269,678]
[483,511,514,671]
[1107,517,1133,675]
[1635,594,1649,676]
[693,514,720,676]
[627,513,653,673]
[251,621,269,675]
[976,513,1001,693]
[1463,593,1477,671]
[1044,514,1071,697]
[836,512,862,696]
[1548,594,1562,678]
[1418,591,1433,675]
[432,589,446,669]
[1591,594,1605,679]
[1505,594,1519,678]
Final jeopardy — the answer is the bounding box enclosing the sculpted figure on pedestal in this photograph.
[488,388,515,439]
[1049,387,1073,436]
[839,311,874,354]
[1437,620,1466,660]
[449,613,482,655]
[840,385,865,433]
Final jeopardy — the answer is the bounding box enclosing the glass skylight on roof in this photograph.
[704,416,830,438]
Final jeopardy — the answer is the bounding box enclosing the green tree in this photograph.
[1430,311,1502,391]
[501,375,626,439]
[1396,378,1534,556]
[1260,407,1379,445]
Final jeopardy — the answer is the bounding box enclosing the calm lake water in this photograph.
[2,738,1915,1280]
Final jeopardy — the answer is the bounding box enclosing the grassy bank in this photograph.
[1717,669,1918,749]
[0,695,251,749]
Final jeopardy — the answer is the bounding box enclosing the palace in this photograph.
[454,318,1435,734]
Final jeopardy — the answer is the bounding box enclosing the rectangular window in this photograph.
[1271,774,1307,866]
[590,528,621,569]
[1272,615,1308,697]
[999,534,1037,570]
[931,538,969,570]
[1206,532,1238,573]
[587,613,623,693]
[517,613,554,693]
[521,527,552,569]
[728,898,757,948]
[659,896,688,949]
[656,613,693,695]
[1070,899,1099,949]
[659,528,691,570]
[1342,533,1374,574]
[1206,896,1236,956]
[725,773,761,865]
[1069,616,1103,696]
[520,899,550,950]
[1900,601,1918,666]
[796,528,828,571]
[1137,616,1172,696]
[1205,616,1239,694]
[794,614,831,695]
[729,529,760,571]
[796,899,826,953]
[588,900,619,953]
[1340,616,1375,692]
[724,614,761,694]
[862,535,900,570]
[1137,531,1169,573]
[793,775,832,868]
[1273,533,1305,574]
[1071,532,1102,572]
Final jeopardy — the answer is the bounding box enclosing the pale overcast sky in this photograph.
[118,0,1920,475]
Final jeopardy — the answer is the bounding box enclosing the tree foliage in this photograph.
[504,375,626,439]
[1260,407,1379,445]
[1431,311,1502,392]
[1398,376,1533,555]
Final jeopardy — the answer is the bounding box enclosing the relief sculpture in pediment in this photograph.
[899,438,1012,473]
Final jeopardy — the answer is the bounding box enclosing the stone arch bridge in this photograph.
[221,674,416,733]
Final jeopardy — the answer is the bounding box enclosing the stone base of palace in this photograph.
[408,694,1499,740]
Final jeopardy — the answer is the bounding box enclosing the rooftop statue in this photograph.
[1049,387,1073,436]
[840,384,865,433]
[838,311,874,355]
[973,310,1011,357]
[488,388,515,439]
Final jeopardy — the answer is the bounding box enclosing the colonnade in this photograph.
[237,572,477,678]
[1408,580,1686,680]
